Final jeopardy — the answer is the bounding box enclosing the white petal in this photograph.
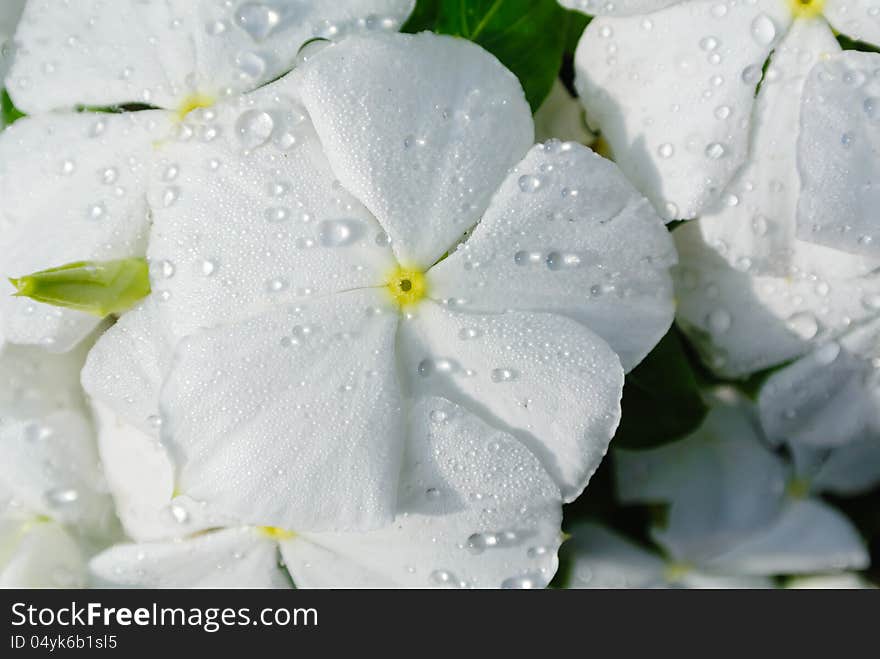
[574,1,792,219]
[705,499,869,575]
[147,83,394,339]
[616,402,790,564]
[0,344,114,534]
[533,80,596,145]
[398,302,624,500]
[673,220,880,377]
[759,317,880,448]
[296,32,533,267]
[429,141,676,370]
[161,288,404,531]
[787,573,875,589]
[565,522,668,588]
[0,110,171,350]
[824,0,880,46]
[698,19,840,276]
[90,527,290,588]
[8,0,415,112]
[83,300,234,540]
[82,298,169,436]
[797,50,880,257]
[792,439,880,497]
[0,518,87,588]
[281,397,561,589]
[91,401,233,542]
[0,0,24,87]
[560,0,684,16]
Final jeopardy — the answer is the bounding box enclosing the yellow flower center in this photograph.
[176,93,216,121]
[789,0,825,19]
[786,477,810,500]
[386,265,428,308]
[259,526,296,541]
[663,561,693,582]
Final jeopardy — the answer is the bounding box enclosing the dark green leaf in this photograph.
[1,88,25,126]
[613,329,709,450]
[562,8,590,56]
[404,0,568,111]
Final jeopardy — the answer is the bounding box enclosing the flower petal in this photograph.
[616,401,789,565]
[565,522,668,588]
[533,80,595,145]
[147,82,394,339]
[807,439,880,496]
[428,141,676,371]
[673,220,880,377]
[8,0,415,112]
[296,32,534,268]
[161,288,403,532]
[0,0,24,87]
[797,50,880,257]
[1,518,87,587]
[0,110,171,350]
[824,0,880,46]
[0,344,113,534]
[759,317,880,448]
[560,0,684,17]
[574,0,792,219]
[398,302,623,500]
[280,397,561,588]
[698,19,840,276]
[704,499,869,575]
[90,527,290,588]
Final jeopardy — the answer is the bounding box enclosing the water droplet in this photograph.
[750,14,777,46]
[201,259,217,276]
[864,96,880,121]
[518,175,543,192]
[491,368,518,383]
[46,487,79,507]
[815,342,840,365]
[265,277,288,293]
[514,250,542,266]
[162,187,180,207]
[169,503,189,524]
[707,309,732,333]
[236,109,274,149]
[429,410,448,423]
[60,159,76,176]
[841,132,854,148]
[236,2,282,41]
[264,206,290,223]
[700,36,719,51]
[714,105,731,120]
[430,569,459,587]
[705,142,727,159]
[546,251,582,270]
[87,203,106,220]
[741,65,762,85]
[100,167,118,185]
[786,312,819,340]
[458,327,482,340]
[657,143,675,158]
[318,219,362,247]
[501,573,542,589]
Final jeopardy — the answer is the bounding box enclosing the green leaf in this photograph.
[9,258,150,317]
[402,0,441,32]
[613,329,709,450]
[404,0,568,112]
[562,8,590,56]
[1,89,25,126]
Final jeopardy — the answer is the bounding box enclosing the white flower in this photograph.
[0,0,25,100]
[84,301,563,589]
[673,52,880,449]
[534,79,596,146]
[0,339,117,587]
[140,32,676,531]
[567,393,869,588]
[0,0,413,351]
[565,0,877,227]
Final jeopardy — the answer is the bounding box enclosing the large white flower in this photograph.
[564,0,878,229]
[0,0,413,351]
[673,52,880,450]
[0,339,117,587]
[567,393,869,588]
[139,32,676,532]
[84,300,563,588]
